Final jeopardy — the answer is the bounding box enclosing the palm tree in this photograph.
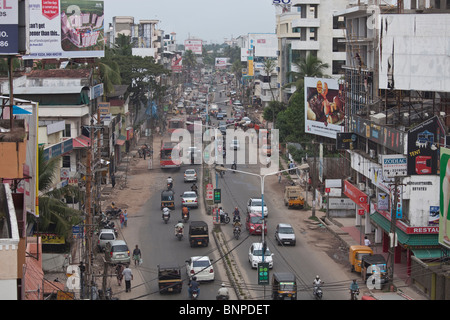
[183,50,197,84]
[31,147,83,239]
[284,54,329,96]
[263,58,277,101]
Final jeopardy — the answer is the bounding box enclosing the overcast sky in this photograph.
[104,0,276,44]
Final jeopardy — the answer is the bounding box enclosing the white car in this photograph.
[241,117,252,125]
[275,223,296,246]
[248,243,273,269]
[181,191,198,208]
[247,198,269,217]
[185,256,215,281]
[184,169,197,182]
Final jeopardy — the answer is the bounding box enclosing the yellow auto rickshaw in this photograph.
[161,190,175,209]
[349,245,373,273]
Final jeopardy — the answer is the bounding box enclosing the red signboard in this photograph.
[358,209,365,216]
[343,180,369,212]
[42,0,59,20]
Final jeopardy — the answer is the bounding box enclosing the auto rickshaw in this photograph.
[271,272,297,300]
[349,245,373,273]
[157,264,182,294]
[361,254,388,287]
[188,221,209,247]
[161,190,175,209]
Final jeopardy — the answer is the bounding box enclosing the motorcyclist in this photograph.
[232,207,240,222]
[191,183,198,195]
[162,207,170,220]
[219,207,225,223]
[175,220,184,237]
[349,279,360,300]
[167,177,173,189]
[313,275,323,296]
[182,206,190,220]
[216,283,229,300]
[188,276,200,299]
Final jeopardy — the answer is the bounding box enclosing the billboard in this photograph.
[407,116,445,176]
[0,0,19,54]
[305,77,345,139]
[215,57,228,69]
[184,38,202,54]
[440,147,450,249]
[171,52,182,73]
[24,0,104,59]
[248,33,277,58]
[379,14,450,92]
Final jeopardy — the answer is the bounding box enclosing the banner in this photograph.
[24,0,105,59]
[184,39,202,54]
[305,77,345,139]
[0,0,19,54]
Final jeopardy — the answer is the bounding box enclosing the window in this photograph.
[64,123,71,137]
[333,38,346,52]
[333,16,346,29]
[332,60,345,75]
[62,155,71,168]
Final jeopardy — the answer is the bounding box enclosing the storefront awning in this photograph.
[115,134,126,146]
[411,249,442,259]
[73,135,91,148]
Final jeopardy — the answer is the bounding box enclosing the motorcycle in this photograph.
[350,289,359,300]
[182,211,189,223]
[219,212,231,224]
[191,288,199,300]
[106,207,121,219]
[233,226,241,240]
[176,228,183,241]
[162,208,170,224]
[313,285,323,300]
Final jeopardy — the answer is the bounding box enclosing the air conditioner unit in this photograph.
[358,183,365,191]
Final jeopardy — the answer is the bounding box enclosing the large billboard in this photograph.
[184,38,202,55]
[379,14,450,92]
[24,0,104,59]
[248,33,277,58]
[305,77,345,139]
[440,147,450,249]
[0,0,19,54]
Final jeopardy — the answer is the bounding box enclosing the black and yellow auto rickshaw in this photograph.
[361,254,388,286]
[161,190,175,209]
[271,272,297,300]
[188,221,209,247]
[157,264,182,294]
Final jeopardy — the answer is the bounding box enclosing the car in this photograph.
[248,242,274,269]
[97,229,116,251]
[246,213,267,235]
[230,139,240,150]
[247,197,269,217]
[233,100,242,106]
[184,169,197,182]
[105,240,131,264]
[275,223,296,246]
[226,117,236,124]
[185,256,215,281]
[181,191,198,208]
[219,125,227,136]
[241,117,252,125]
[216,113,225,120]
[234,112,243,121]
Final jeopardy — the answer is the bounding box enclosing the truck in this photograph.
[283,186,305,209]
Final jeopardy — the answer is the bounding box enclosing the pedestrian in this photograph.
[133,245,141,266]
[364,236,371,247]
[122,264,133,292]
[116,263,124,286]
[119,211,124,229]
[111,173,116,188]
[277,172,282,183]
[123,210,128,227]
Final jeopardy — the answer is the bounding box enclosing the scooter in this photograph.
[162,208,170,224]
[191,288,199,300]
[313,285,323,300]
[350,289,359,300]
[182,211,189,223]
[176,228,183,241]
[219,212,231,224]
[233,226,241,240]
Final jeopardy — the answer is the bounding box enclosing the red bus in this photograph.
[168,118,184,134]
[160,142,181,168]
[186,115,202,133]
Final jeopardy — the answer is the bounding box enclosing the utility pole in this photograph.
[388,176,402,289]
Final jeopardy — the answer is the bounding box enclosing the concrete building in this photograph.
[275,0,347,102]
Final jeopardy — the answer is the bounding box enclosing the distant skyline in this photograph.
[104,0,276,44]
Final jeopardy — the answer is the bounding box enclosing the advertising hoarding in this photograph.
[382,154,407,178]
[304,77,345,139]
[440,147,450,249]
[24,0,104,60]
[0,0,19,54]
[248,33,277,58]
[184,38,202,54]
[171,52,182,73]
[215,57,228,69]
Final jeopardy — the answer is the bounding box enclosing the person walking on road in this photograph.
[123,210,128,227]
[277,172,282,183]
[133,245,141,266]
[119,211,124,229]
[116,263,124,286]
[122,264,133,292]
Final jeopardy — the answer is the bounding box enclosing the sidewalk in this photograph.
[279,157,428,300]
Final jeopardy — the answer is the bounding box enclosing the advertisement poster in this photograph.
[304,77,345,139]
[215,57,228,69]
[184,39,202,54]
[171,52,182,73]
[0,0,19,54]
[24,0,104,59]
[407,116,445,175]
[439,147,450,249]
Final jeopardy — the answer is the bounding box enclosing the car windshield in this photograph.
[279,227,294,234]
[253,248,271,256]
[112,245,128,252]
[193,260,211,268]
[250,216,263,224]
[279,282,295,291]
[251,200,263,206]
[184,192,197,198]
[186,170,195,174]
[100,234,115,240]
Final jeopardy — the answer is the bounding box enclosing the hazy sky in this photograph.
[104,0,276,44]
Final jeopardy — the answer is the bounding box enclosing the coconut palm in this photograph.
[183,50,197,84]
[32,147,83,239]
[284,54,329,95]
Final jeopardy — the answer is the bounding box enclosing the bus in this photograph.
[186,115,202,133]
[160,141,181,168]
[168,118,184,134]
